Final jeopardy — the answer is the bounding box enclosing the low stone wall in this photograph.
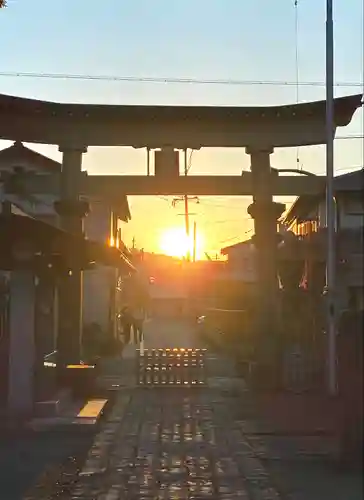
[337,310,363,461]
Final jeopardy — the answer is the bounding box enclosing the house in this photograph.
[220,239,257,283]
[281,168,364,310]
[0,141,132,345]
[282,168,364,236]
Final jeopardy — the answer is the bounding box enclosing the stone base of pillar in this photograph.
[8,271,36,417]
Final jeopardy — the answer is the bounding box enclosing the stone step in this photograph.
[34,388,72,418]
[27,398,108,432]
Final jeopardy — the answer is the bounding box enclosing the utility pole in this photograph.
[325,0,337,396]
[193,221,197,262]
[172,149,199,261]
[184,195,190,243]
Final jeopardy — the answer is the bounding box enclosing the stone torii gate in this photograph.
[0,92,362,370]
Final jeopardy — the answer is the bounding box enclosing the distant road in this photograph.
[122,317,202,358]
[143,318,202,349]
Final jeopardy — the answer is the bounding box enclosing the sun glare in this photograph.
[160,228,204,260]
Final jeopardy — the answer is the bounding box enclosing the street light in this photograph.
[325,0,337,396]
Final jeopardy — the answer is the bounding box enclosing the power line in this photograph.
[219,229,253,245]
[156,196,171,203]
[0,71,362,88]
[219,236,241,244]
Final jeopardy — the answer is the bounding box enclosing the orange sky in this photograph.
[2,140,361,258]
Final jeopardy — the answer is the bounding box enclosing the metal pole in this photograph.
[325,0,337,396]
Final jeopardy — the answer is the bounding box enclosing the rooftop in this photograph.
[282,168,364,226]
[0,141,131,221]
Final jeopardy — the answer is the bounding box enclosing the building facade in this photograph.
[0,141,131,349]
[220,240,257,283]
[281,168,364,310]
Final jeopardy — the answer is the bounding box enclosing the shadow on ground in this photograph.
[0,429,94,500]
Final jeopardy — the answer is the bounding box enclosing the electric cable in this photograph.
[0,70,361,88]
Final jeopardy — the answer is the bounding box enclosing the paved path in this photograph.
[67,387,283,499]
[25,319,363,499]
[38,319,281,499]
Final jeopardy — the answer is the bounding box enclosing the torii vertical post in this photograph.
[56,146,87,372]
[247,147,285,384]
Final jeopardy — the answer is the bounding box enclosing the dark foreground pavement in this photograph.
[1,319,362,499]
[57,386,284,499]
[0,428,94,500]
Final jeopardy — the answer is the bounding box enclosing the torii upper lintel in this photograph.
[0,93,361,148]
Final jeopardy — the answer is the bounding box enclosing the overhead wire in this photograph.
[0,71,362,87]
[219,228,253,245]
[0,68,361,141]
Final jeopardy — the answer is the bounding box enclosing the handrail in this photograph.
[43,350,94,368]
[43,350,57,367]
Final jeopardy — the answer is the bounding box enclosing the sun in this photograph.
[160,227,204,259]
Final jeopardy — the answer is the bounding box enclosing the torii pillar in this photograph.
[55,146,88,372]
[247,147,285,379]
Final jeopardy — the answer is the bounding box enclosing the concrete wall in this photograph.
[83,201,122,332]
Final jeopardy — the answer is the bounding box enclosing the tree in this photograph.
[0,1,7,9]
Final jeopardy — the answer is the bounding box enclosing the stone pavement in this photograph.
[23,319,363,499]
[51,370,283,499]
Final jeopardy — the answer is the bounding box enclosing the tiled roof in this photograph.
[0,141,61,171]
